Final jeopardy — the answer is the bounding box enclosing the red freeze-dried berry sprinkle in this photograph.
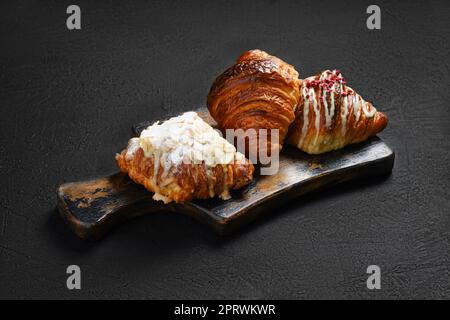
[314,70,347,93]
[304,70,347,94]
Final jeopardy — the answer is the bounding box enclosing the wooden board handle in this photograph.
[57,173,189,240]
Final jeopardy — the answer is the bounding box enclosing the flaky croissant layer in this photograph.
[207,49,301,159]
[287,70,388,154]
[116,139,254,203]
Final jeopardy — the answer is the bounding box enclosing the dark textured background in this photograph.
[0,0,449,299]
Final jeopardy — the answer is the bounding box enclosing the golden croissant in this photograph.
[207,49,301,159]
[116,112,254,203]
[287,70,388,154]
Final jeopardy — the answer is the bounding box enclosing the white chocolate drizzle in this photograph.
[319,71,334,129]
[311,88,320,143]
[297,86,310,147]
[341,95,348,135]
[362,101,377,118]
[322,90,336,129]
[297,70,378,146]
[353,95,361,122]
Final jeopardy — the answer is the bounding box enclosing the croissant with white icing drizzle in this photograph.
[207,49,301,158]
[287,70,388,154]
[116,112,254,203]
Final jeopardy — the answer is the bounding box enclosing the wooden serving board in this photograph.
[57,109,394,240]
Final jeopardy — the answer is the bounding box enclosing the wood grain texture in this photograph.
[57,108,394,239]
[1,0,449,299]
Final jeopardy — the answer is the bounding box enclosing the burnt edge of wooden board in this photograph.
[215,143,395,235]
[184,138,394,235]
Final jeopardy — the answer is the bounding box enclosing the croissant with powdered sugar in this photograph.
[116,112,254,203]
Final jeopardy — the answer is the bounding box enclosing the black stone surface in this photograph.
[0,0,449,299]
